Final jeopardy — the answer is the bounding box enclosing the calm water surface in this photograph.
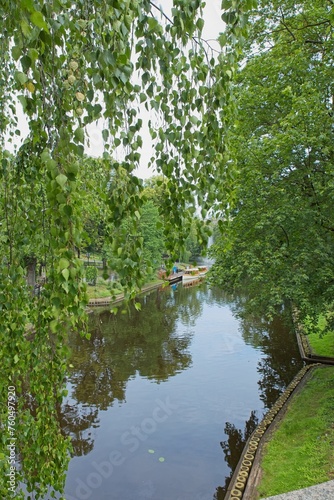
[62,283,303,500]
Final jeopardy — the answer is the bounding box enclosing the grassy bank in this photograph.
[86,277,164,300]
[303,314,334,357]
[307,331,334,357]
[86,281,114,299]
[256,366,334,498]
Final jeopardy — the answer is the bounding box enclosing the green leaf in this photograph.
[62,268,69,281]
[12,46,22,61]
[74,127,85,143]
[55,174,68,188]
[190,115,199,126]
[147,17,159,32]
[22,0,35,11]
[63,204,73,217]
[14,71,28,85]
[59,258,70,270]
[196,18,204,31]
[20,18,31,37]
[28,48,39,62]
[21,55,32,72]
[66,163,78,175]
[221,0,232,8]
[30,10,49,32]
[102,128,109,141]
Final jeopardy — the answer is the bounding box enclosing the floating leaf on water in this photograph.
[148,449,155,454]
[158,457,165,462]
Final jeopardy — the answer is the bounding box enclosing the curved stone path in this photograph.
[262,479,334,499]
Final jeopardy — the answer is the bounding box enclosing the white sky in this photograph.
[7,1,224,179]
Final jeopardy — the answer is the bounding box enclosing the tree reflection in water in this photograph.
[231,301,303,409]
[60,286,204,457]
[58,402,99,457]
[58,284,303,498]
[214,411,259,499]
[212,297,303,499]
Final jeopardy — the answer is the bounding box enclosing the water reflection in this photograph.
[63,286,202,457]
[60,284,303,500]
[231,302,304,408]
[68,287,195,410]
[59,401,98,457]
[214,299,304,496]
[215,411,259,498]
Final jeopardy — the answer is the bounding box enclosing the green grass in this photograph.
[257,366,334,498]
[85,277,164,300]
[307,331,334,357]
[142,278,165,288]
[86,282,113,299]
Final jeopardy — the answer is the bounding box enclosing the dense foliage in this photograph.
[210,0,334,328]
[0,0,251,497]
[3,0,333,496]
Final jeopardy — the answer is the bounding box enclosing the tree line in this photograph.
[211,0,334,333]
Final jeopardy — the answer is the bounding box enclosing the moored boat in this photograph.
[182,268,200,282]
[182,277,202,288]
[198,265,208,277]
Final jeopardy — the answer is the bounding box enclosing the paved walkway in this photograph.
[263,479,334,499]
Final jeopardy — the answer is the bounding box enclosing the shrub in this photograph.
[86,266,98,285]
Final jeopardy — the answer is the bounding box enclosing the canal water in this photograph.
[62,283,303,500]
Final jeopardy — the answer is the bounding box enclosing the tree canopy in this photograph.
[210,0,334,325]
[0,0,252,497]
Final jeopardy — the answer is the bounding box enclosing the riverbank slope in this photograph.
[225,322,334,500]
